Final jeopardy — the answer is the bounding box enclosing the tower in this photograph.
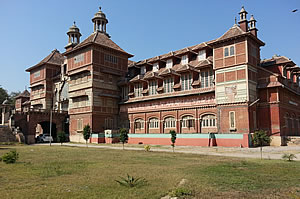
[249,15,258,37]
[92,7,109,36]
[238,6,248,32]
[65,22,81,51]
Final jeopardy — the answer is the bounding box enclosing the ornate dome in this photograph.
[67,22,81,34]
[92,7,108,23]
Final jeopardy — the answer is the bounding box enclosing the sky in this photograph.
[0,0,299,93]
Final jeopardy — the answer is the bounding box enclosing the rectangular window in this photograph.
[140,66,146,75]
[198,50,206,60]
[77,119,83,132]
[181,73,192,91]
[166,59,173,68]
[224,48,229,57]
[163,77,174,93]
[34,71,40,78]
[104,54,118,64]
[230,46,235,56]
[200,69,214,88]
[181,55,188,65]
[149,80,158,95]
[153,62,159,72]
[224,46,235,57]
[74,54,84,64]
[229,111,236,129]
[149,119,159,129]
[122,86,128,100]
[134,83,143,97]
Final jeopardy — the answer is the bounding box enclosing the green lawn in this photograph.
[0,145,300,199]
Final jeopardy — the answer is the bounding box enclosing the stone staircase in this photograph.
[287,136,300,146]
[0,125,16,142]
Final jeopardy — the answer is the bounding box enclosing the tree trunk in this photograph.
[122,142,124,150]
[260,145,262,160]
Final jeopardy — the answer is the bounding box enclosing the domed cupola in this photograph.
[92,7,109,35]
[65,21,82,49]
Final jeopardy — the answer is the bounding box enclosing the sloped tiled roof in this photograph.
[26,49,64,72]
[15,90,30,99]
[216,24,246,42]
[128,60,136,67]
[71,31,133,57]
[261,55,295,67]
[195,56,213,68]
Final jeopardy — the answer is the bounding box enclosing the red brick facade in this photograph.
[21,6,299,146]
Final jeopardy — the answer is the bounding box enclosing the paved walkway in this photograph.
[37,143,300,161]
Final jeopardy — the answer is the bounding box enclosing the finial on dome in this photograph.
[99,6,101,11]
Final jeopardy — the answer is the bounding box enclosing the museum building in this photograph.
[23,6,300,146]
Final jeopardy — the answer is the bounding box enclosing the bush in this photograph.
[2,149,19,164]
[115,174,147,188]
[252,130,271,147]
[282,153,297,161]
[119,128,129,150]
[169,187,193,198]
[57,131,67,146]
[144,145,151,152]
[83,124,91,147]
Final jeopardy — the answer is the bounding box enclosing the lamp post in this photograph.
[49,87,57,147]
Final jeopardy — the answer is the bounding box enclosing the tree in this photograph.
[83,124,91,147]
[252,130,271,160]
[0,86,9,104]
[57,131,67,146]
[9,91,21,108]
[119,128,128,150]
[170,130,177,152]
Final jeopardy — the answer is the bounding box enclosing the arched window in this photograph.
[149,118,159,129]
[164,117,176,128]
[181,115,195,128]
[135,119,144,129]
[201,114,216,127]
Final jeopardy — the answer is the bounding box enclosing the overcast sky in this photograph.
[0,0,299,93]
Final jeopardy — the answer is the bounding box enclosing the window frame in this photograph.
[229,111,236,130]
[224,45,235,57]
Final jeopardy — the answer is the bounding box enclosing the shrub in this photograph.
[119,128,128,150]
[83,124,91,147]
[57,131,67,146]
[282,153,297,161]
[170,130,177,152]
[115,174,147,188]
[169,187,193,198]
[144,145,151,152]
[2,149,19,164]
[252,130,271,147]
[252,130,271,160]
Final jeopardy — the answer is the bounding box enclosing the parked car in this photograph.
[36,134,53,143]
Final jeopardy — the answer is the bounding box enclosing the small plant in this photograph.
[83,124,91,147]
[1,149,19,164]
[252,130,271,160]
[282,153,297,161]
[57,131,67,146]
[119,128,128,150]
[170,130,177,152]
[169,187,193,198]
[144,145,151,152]
[115,174,146,188]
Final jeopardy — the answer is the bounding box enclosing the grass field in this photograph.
[0,144,300,199]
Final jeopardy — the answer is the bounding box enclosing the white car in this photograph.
[36,134,53,143]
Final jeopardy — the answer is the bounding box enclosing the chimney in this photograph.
[249,15,258,37]
[238,6,248,32]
